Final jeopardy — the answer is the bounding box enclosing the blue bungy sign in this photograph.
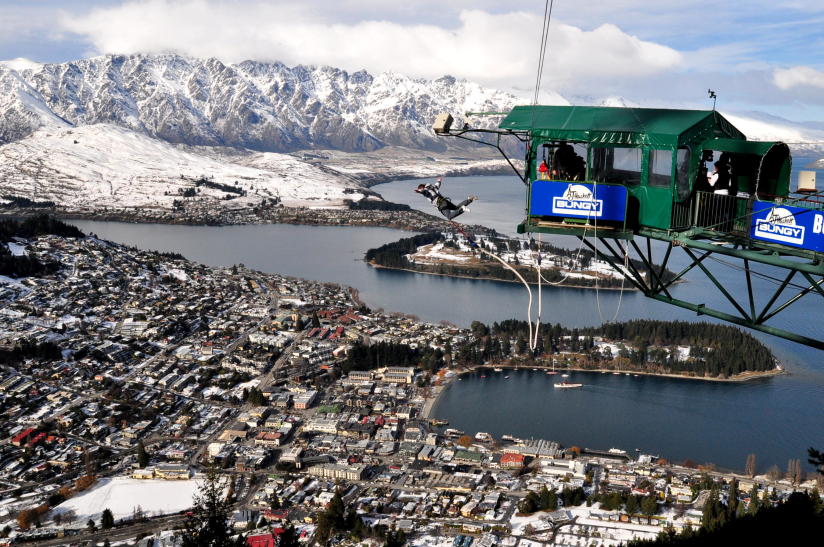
[750,201,824,252]
[530,181,627,222]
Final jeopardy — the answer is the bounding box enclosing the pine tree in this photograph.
[748,484,760,515]
[181,467,242,547]
[136,440,149,469]
[727,479,739,518]
[101,508,115,529]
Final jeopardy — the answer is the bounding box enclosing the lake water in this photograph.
[68,168,824,473]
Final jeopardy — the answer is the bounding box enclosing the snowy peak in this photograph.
[0,64,70,144]
[1,54,519,153]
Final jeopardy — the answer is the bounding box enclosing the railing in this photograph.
[671,191,752,235]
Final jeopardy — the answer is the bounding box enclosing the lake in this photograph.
[68,169,824,473]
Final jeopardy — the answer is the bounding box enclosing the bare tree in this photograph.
[787,459,803,484]
[766,465,783,481]
[745,453,757,477]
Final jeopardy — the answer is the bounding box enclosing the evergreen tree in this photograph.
[727,479,739,518]
[278,523,299,547]
[641,496,659,516]
[101,508,115,529]
[747,484,760,515]
[315,491,347,543]
[181,467,242,547]
[136,440,149,469]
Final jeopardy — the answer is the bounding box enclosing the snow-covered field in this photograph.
[0,124,365,211]
[408,235,631,283]
[54,477,202,521]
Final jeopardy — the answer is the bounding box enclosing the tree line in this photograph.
[458,319,776,377]
[0,215,84,277]
[342,341,445,374]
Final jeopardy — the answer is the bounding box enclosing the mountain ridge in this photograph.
[0,53,518,152]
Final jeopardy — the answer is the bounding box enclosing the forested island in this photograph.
[365,232,676,289]
[334,317,779,381]
[457,319,780,380]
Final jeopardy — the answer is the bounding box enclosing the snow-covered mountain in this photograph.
[2,53,823,218]
[0,54,518,152]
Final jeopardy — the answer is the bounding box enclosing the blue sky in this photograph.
[2,0,824,121]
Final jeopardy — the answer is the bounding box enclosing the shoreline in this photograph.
[368,262,638,291]
[454,363,787,383]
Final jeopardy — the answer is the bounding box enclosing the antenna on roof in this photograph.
[707,89,717,111]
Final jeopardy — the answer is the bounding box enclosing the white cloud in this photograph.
[773,66,824,90]
[59,0,681,93]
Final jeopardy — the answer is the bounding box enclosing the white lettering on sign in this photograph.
[813,213,824,234]
[551,184,603,218]
[753,207,805,245]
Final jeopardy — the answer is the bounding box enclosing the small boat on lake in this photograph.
[554,381,583,389]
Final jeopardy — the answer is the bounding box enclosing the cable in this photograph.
[532,233,543,350]
[451,222,537,347]
[591,180,627,323]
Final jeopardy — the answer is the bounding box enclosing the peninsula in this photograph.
[366,232,677,290]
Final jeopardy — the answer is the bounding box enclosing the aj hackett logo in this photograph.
[754,207,804,245]
[551,184,603,217]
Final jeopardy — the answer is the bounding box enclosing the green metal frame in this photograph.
[434,106,820,348]
[584,227,824,350]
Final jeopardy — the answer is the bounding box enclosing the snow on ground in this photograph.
[166,268,188,282]
[0,124,364,211]
[5,242,26,256]
[595,340,626,356]
[724,111,824,147]
[410,242,471,264]
[54,477,202,521]
[0,275,25,287]
[409,535,454,547]
[201,386,225,398]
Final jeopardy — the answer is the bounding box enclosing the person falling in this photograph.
[415,177,477,220]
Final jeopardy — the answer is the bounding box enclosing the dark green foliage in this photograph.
[560,486,586,508]
[0,340,61,365]
[181,467,244,547]
[365,232,443,268]
[629,491,824,545]
[384,529,407,547]
[315,491,350,544]
[641,496,659,516]
[0,252,57,277]
[101,508,114,529]
[0,215,84,239]
[194,177,245,195]
[1,195,56,208]
[0,215,82,277]
[348,199,412,211]
[136,441,149,468]
[277,523,299,547]
[809,447,824,473]
[244,387,266,406]
[343,341,443,373]
[365,233,673,288]
[539,486,558,511]
[457,318,775,376]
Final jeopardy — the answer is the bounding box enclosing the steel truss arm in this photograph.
[618,236,824,350]
[438,127,531,183]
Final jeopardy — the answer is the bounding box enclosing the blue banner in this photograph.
[529,180,627,221]
[750,201,824,252]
